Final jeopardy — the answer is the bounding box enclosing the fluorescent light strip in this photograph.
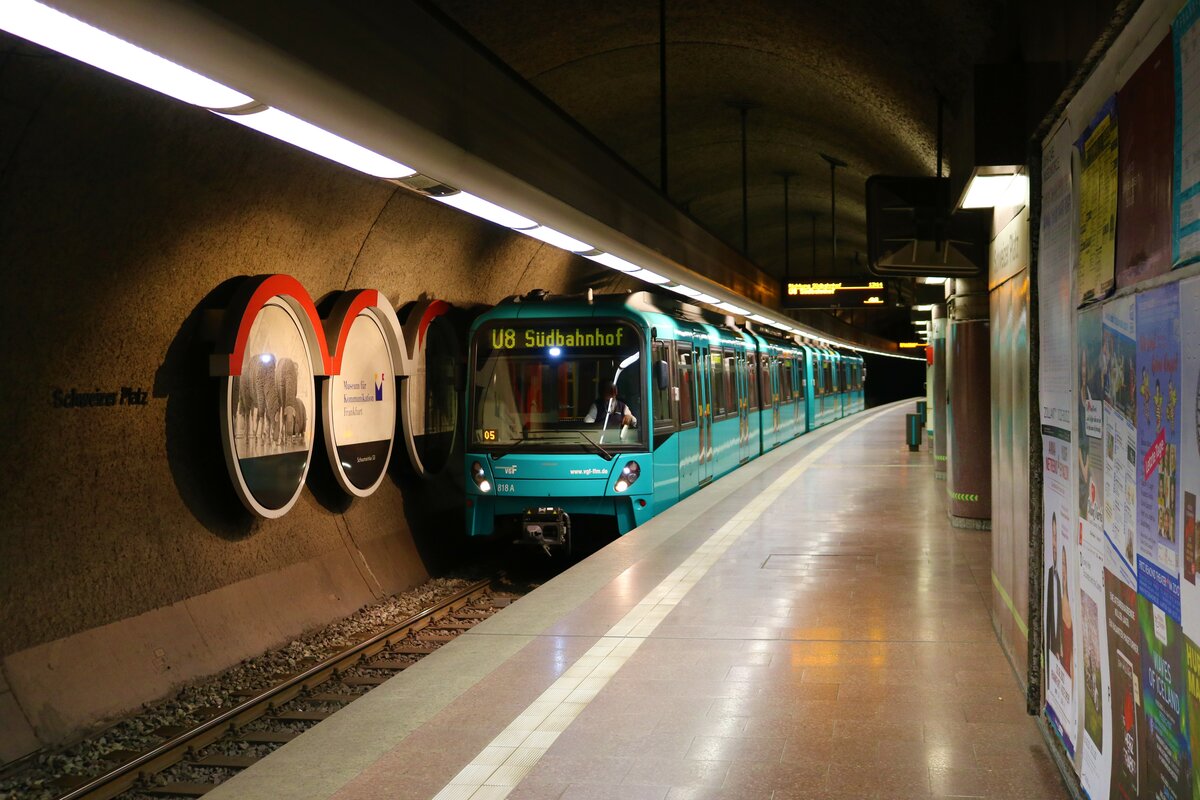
[715,302,749,315]
[218,107,416,179]
[1,0,252,109]
[434,191,534,228]
[629,268,669,284]
[588,252,641,273]
[666,284,702,298]
[517,225,593,253]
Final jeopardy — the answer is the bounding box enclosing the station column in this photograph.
[931,302,948,480]
[946,277,992,528]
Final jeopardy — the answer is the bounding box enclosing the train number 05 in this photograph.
[482,429,498,441]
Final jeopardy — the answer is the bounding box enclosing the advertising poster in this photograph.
[1186,638,1200,800]
[1107,569,1146,800]
[229,299,316,514]
[1082,307,1106,525]
[1137,283,1183,622]
[1174,0,1200,267]
[1082,513,1114,799]
[1042,118,1077,420]
[1077,97,1119,306]
[1116,35,1175,290]
[1180,276,1200,646]
[1105,297,1140,586]
[325,311,396,496]
[1046,423,1079,756]
[1138,594,1189,800]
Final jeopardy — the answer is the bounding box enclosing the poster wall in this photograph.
[1040,4,1200,799]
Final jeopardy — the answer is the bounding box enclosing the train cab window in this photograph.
[652,340,675,426]
[472,320,645,449]
[678,345,695,426]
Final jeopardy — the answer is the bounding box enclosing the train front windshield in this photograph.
[472,320,645,451]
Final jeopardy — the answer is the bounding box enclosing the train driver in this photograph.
[585,384,637,429]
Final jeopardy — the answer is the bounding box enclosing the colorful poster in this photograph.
[1180,276,1200,646]
[1105,297,1140,587]
[1082,307,1106,524]
[1107,569,1145,800]
[1078,97,1119,306]
[1174,0,1200,267]
[1139,595,1189,799]
[1186,638,1200,800]
[1046,423,1079,755]
[1137,284,1183,622]
[1117,35,1175,290]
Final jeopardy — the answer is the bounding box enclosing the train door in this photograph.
[695,339,714,483]
[770,355,782,442]
[736,348,751,463]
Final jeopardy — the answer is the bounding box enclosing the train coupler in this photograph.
[519,507,571,556]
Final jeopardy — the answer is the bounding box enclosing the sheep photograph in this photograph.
[231,301,314,461]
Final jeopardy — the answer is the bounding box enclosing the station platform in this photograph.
[207,401,1070,800]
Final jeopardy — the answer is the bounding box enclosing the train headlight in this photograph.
[471,461,492,493]
[614,461,641,493]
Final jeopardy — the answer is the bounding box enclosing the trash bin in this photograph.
[905,413,922,452]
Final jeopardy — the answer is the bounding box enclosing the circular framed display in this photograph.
[219,297,316,518]
[323,309,396,496]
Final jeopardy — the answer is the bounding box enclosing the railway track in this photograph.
[27,577,517,800]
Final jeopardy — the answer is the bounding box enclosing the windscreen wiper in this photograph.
[574,430,614,461]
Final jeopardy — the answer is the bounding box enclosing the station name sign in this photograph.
[782,276,893,309]
[488,326,627,350]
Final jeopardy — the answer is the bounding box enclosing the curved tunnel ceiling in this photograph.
[432,0,1004,304]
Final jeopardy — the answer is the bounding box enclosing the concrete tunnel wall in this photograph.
[0,35,628,757]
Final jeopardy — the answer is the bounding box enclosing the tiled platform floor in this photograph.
[208,402,1070,800]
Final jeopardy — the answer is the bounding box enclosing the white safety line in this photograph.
[433,410,887,799]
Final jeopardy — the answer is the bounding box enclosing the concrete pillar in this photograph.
[947,278,992,528]
[931,303,948,480]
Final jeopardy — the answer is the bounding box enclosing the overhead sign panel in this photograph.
[782,276,896,309]
[865,176,990,278]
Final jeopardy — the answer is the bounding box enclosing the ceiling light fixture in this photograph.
[628,268,670,284]
[665,284,702,298]
[958,168,1027,209]
[0,0,252,109]
[517,225,593,253]
[218,107,416,179]
[587,252,641,273]
[434,191,535,228]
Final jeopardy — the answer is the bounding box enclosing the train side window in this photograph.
[723,353,736,417]
[678,345,695,426]
[652,340,675,426]
[747,353,759,409]
[761,356,773,407]
[709,348,725,416]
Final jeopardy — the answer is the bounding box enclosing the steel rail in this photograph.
[54,577,496,800]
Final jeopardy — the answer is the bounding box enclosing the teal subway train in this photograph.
[465,291,864,552]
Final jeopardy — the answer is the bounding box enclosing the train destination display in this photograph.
[781,277,893,309]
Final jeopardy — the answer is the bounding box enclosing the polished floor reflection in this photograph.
[247,405,1070,800]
